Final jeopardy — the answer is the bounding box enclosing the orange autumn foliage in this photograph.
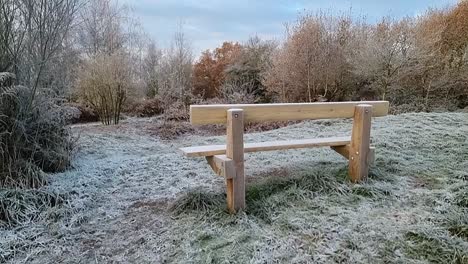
[192,42,241,99]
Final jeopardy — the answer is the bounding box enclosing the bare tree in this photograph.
[264,47,290,102]
[158,25,193,108]
[266,12,357,102]
[77,0,127,57]
[353,17,413,100]
[0,0,26,73]
[22,0,80,98]
[289,14,324,102]
[1,0,80,95]
[142,40,162,97]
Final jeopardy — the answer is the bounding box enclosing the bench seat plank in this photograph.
[180,136,351,157]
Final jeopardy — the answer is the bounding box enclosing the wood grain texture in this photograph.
[205,155,236,179]
[331,145,350,159]
[348,105,372,182]
[180,136,351,157]
[190,101,389,125]
[225,109,245,213]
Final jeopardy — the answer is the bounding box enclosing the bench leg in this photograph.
[349,104,372,182]
[226,109,245,213]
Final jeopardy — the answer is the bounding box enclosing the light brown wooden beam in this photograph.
[331,145,350,159]
[190,101,389,125]
[225,109,245,213]
[205,155,236,179]
[348,105,372,182]
[331,145,375,165]
[181,136,351,157]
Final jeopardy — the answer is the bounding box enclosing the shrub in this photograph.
[220,82,256,104]
[153,121,194,140]
[163,101,190,121]
[0,73,73,188]
[67,103,99,124]
[389,102,428,115]
[76,53,134,125]
[131,97,164,117]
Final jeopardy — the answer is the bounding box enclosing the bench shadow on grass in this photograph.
[169,160,396,221]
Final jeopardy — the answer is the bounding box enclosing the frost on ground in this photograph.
[1,113,468,263]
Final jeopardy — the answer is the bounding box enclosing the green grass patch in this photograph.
[448,226,468,240]
[442,208,468,240]
[351,184,392,198]
[404,231,468,263]
[169,189,225,215]
[244,167,349,222]
[453,185,468,208]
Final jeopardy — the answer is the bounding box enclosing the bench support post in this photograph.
[349,104,372,182]
[226,109,245,213]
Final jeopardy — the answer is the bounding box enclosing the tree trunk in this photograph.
[307,63,311,102]
[425,80,432,111]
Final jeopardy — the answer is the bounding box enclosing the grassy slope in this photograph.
[2,113,468,263]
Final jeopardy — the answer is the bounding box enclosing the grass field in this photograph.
[1,112,467,263]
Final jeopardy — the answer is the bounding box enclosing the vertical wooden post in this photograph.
[349,104,372,182]
[226,109,245,213]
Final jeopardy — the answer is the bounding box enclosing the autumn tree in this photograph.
[441,1,468,70]
[192,50,217,98]
[438,1,468,107]
[192,42,241,99]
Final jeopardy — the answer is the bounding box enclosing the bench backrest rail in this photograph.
[190,101,389,125]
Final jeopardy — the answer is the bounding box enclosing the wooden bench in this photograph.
[180,101,389,213]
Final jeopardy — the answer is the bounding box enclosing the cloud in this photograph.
[124,0,457,54]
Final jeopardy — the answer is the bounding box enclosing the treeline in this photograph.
[191,3,468,113]
[1,0,468,127]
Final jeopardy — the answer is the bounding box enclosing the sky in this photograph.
[125,0,458,55]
